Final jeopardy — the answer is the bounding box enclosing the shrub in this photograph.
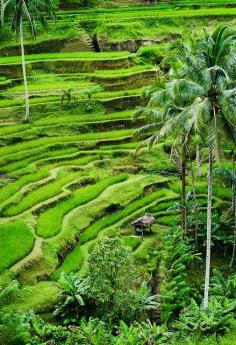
[174,298,236,337]
[86,237,138,322]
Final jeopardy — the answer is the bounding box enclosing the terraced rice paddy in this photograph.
[0,1,235,315]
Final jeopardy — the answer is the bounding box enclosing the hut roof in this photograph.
[131,215,155,226]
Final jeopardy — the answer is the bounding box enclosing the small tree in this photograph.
[87,237,137,321]
[78,84,103,112]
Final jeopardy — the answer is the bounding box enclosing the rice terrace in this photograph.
[1,0,236,344]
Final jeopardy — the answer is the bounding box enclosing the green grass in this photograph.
[74,7,236,21]
[0,124,30,136]
[52,245,84,280]
[0,129,134,157]
[2,170,80,216]
[157,214,177,226]
[0,96,59,108]
[123,235,142,250]
[2,281,59,314]
[0,167,50,205]
[0,155,97,207]
[79,189,173,244]
[0,221,35,273]
[37,174,128,238]
[0,147,77,173]
[53,189,176,277]
[0,51,131,65]
[33,110,134,126]
[92,64,154,76]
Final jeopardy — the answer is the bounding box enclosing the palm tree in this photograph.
[134,82,189,239]
[0,0,55,122]
[168,27,236,309]
[135,26,236,309]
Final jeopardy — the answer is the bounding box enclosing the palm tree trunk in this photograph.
[230,153,236,268]
[196,144,201,177]
[181,144,187,240]
[0,0,4,27]
[203,150,213,310]
[20,17,30,122]
[189,152,199,248]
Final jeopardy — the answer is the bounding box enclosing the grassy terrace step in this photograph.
[0,119,135,144]
[0,87,143,109]
[56,2,236,17]
[0,147,78,173]
[11,174,158,283]
[2,170,82,216]
[0,144,79,171]
[32,110,134,126]
[0,129,134,157]
[2,71,156,95]
[73,7,236,21]
[37,173,128,238]
[0,57,135,79]
[48,174,168,249]
[53,188,177,278]
[4,80,94,93]
[0,155,97,204]
[2,281,59,314]
[4,64,154,85]
[0,221,35,273]
[12,154,99,180]
[0,114,136,140]
[0,52,131,65]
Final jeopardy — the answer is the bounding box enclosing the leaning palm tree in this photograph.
[135,26,236,310]
[1,0,55,122]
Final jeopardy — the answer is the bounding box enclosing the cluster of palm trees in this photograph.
[135,26,236,309]
[0,0,55,122]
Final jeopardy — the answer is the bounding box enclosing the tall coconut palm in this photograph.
[175,30,236,309]
[134,76,206,240]
[0,0,55,122]
[135,26,236,310]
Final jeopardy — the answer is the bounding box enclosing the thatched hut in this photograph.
[131,215,155,236]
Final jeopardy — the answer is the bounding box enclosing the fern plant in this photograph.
[159,227,198,325]
[211,270,236,302]
[174,297,236,337]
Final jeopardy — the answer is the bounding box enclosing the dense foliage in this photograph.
[0,1,236,344]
